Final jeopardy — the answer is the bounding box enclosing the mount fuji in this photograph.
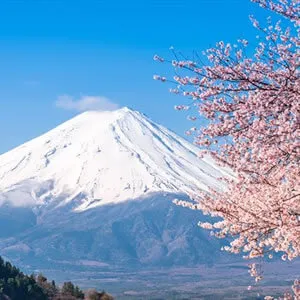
[0,107,234,274]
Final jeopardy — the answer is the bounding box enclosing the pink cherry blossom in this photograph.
[155,0,299,296]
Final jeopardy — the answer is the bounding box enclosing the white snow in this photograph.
[0,107,231,211]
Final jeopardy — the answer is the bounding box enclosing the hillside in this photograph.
[0,256,113,299]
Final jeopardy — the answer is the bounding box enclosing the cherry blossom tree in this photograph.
[154,0,299,297]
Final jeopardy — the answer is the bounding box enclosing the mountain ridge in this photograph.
[0,107,236,284]
[0,107,231,211]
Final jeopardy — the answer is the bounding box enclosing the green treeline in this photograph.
[0,256,113,300]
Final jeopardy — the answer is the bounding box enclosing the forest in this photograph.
[0,256,113,300]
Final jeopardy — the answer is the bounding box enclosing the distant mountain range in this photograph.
[0,108,234,273]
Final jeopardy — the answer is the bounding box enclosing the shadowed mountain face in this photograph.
[0,193,232,270]
[0,108,234,273]
[0,205,37,238]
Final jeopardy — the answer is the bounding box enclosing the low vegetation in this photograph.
[0,256,113,300]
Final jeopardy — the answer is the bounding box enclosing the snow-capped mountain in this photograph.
[0,107,230,211]
[0,107,234,277]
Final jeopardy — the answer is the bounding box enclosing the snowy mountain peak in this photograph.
[0,109,230,211]
[82,105,133,115]
[116,106,133,113]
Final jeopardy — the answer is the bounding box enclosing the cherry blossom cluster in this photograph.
[252,0,300,24]
[154,0,299,292]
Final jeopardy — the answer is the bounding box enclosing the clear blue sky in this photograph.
[0,0,269,154]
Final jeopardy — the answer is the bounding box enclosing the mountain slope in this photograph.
[0,108,235,275]
[0,107,231,211]
[0,193,230,269]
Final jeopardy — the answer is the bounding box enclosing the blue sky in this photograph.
[0,0,269,154]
